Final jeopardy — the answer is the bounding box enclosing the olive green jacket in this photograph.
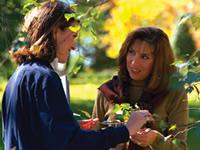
[92,80,188,150]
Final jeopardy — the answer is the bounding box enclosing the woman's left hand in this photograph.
[79,118,99,130]
[130,128,159,147]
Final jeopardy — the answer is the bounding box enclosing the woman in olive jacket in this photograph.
[92,27,188,150]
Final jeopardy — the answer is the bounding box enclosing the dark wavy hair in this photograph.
[11,1,78,64]
[118,26,176,94]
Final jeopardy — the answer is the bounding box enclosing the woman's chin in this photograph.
[57,58,67,64]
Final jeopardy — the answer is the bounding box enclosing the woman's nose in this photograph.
[130,56,140,66]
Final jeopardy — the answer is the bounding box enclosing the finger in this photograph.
[130,137,141,145]
[92,118,99,124]
[131,139,147,147]
[142,110,153,118]
[93,118,99,122]
[145,116,154,122]
[131,136,146,143]
[139,128,151,134]
[80,119,92,123]
[138,110,154,123]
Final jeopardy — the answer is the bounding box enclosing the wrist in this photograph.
[125,123,137,136]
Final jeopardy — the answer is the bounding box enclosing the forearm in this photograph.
[68,125,129,150]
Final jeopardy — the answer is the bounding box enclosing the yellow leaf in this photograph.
[169,124,177,131]
[68,24,81,33]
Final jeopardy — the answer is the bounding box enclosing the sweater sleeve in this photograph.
[92,90,110,121]
[36,73,129,150]
[151,90,189,150]
[92,90,112,130]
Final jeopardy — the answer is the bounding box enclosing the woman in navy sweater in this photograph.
[2,1,152,150]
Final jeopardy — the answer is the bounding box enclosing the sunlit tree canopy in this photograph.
[102,0,200,58]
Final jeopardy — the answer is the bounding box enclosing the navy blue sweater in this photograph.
[2,59,129,150]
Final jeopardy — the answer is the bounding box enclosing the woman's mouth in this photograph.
[131,69,141,74]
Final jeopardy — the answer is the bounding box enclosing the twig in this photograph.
[78,0,110,20]
[165,120,200,141]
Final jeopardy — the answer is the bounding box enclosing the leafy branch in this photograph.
[108,103,200,147]
[171,13,200,97]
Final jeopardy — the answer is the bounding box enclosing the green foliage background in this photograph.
[0,0,200,150]
[172,23,196,61]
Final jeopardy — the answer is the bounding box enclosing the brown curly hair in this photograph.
[118,26,176,94]
[11,1,78,64]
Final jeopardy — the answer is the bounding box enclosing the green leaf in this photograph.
[22,0,40,15]
[172,139,182,146]
[115,114,124,121]
[159,120,168,131]
[112,104,121,113]
[23,1,36,9]
[80,110,91,119]
[73,65,82,75]
[91,9,100,18]
[120,103,131,108]
[19,31,28,37]
[82,18,93,28]
[64,13,77,21]
[112,103,134,122]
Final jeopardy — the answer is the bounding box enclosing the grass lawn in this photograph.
[0,75,200,150]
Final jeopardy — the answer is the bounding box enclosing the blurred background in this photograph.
[0,0,200,150]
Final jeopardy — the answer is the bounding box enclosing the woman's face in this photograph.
[54,26,77,63]
[126,40,154,81]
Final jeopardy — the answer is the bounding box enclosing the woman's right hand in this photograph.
[125,110,153,136]
[130,128,159,147]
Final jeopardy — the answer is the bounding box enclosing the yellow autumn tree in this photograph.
[102,0,199,58]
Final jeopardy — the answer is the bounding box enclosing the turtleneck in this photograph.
[128,79,146,106]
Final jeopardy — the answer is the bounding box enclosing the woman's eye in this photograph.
[128,49,135,54]
[142,55,149,60]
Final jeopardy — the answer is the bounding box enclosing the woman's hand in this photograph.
[126,110,154,135]
[130,128,159,147]
[79,118,99,130]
